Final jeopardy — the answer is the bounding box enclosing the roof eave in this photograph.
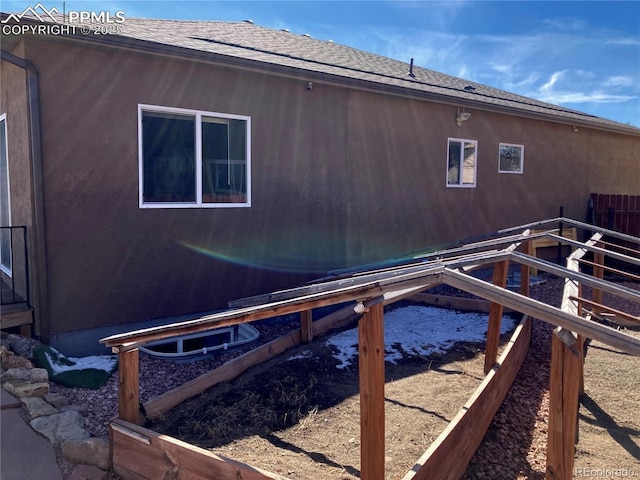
[17,29,640,138]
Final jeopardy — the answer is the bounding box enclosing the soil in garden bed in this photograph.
[150,323,508,479]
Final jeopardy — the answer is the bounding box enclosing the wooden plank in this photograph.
[546,331,566,480]
[569,296,640,325]
[549,328,588,476]
[577,258,640,282]
[300,310,313,343]
[530,228,577,250]
[144,329,301,420]
[592,248,604,314]
[110,419,287,480]
[312,304,361,338]
[410,293,506,313]
[103,267,444,350]
[485,260,509,373]
[520,240,531,297]
[442,268,640,356]
[403,316,531,480]
[359,301,385,480]
[546,234,640,267]
[510,252,640,304]
[0,309,33,329]
[102,280,389,348]
[118,349,141,424]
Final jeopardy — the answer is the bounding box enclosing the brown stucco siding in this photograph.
[19,36,640,336]
[0,41,37,323]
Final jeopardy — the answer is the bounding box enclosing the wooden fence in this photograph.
[590,193,640,238]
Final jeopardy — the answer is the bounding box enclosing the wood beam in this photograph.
[485,260,509,373]
[118,348,141,425]
[520,240,531,297]
[359,301,385,480]
[592,247,605,315]
[300,310,313,343]
[569,296,640,325]
[110,419,286,480]
[144,330,301,420]
[546,330,583,480]
[442,268,640,356]
[546,233,640,268]
[510,252,640,304]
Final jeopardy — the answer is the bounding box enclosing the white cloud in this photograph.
[533,70,637,105]
[540,70,568,93]
[543,18,588,31]
[602,76,635,88]
[537,91,636,104]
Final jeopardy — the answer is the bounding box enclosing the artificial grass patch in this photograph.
[34,345,118,389]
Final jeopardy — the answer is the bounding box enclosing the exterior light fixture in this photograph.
[572,125,579,132]
[456,109,471,126]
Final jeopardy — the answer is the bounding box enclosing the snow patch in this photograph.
[325,305,516,369]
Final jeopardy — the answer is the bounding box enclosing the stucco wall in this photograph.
[1,41,37,328]
[20,36,640,336]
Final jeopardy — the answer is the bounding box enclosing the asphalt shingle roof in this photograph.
[5,15,639,134]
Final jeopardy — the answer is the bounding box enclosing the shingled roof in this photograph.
[5,16,640,135]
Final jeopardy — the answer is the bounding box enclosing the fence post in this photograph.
[359,301,385,480]
[118,348,142,425]
[484,260,509,374]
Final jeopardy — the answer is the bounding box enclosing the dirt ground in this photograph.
[152,311,511,480]
[574,332,640,474]
[151,300,640,479]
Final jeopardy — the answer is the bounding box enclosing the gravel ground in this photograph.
[46,273,638,478]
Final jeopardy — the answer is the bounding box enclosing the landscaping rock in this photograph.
[21,396,59,420]
[3,355,33,369]
[30,410,90,445]
[68,463,109,480]
[7,333,42,359]
[44,392,71,408]
[1,367,48,384]
[61,404,90,416]
[3,379,49,398]
[61,437,110,470]
[0,343,12,359]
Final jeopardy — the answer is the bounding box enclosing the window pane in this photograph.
[499,144,523,173]
[462,142,476,184]
[447,141,462,185]
[142,112,195,203]
[202,117,247,204]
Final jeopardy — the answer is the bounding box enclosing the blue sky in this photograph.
[4,1,640,126]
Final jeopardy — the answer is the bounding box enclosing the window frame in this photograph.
[138,104,251,209]
[498,143,524,174]
[446,137,478,188]
[0,113,12,276]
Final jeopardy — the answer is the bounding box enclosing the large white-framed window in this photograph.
[446,138,477,187]
[498,143,524,174]
[138,104,251,208]
[0,113,11,275]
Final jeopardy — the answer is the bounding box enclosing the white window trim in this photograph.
[0,113,12,276]
[138,104,251,209]
[498,142,524,174]
[446,137,478,188]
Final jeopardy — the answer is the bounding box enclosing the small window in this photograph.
[139,105,251,208]
[447,138,477,187]
[498,143,524,174]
